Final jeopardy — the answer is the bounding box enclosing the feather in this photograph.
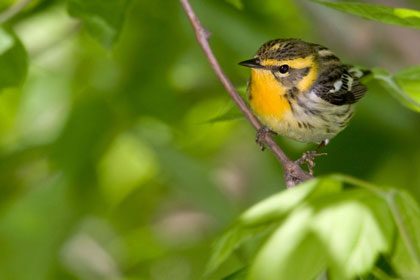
[313,66,367,105]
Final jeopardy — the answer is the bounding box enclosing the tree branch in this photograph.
[0,0,33,24]
[179,0,313,188]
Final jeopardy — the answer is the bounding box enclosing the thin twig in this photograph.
[179,0,313,188]
[0,0,33,24]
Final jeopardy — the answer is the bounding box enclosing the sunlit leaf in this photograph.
[250,188,394,280]
[206,177,342,275]
[67,0,131,47]
[0,27,27,91]
[240,177,341,226]
[310,191,393,279]
[239,178,319,225]
[311,0,420,29]
[394,66,420,107]
[97,133,157,205]
[209,175,415,279]
[338,176,420,278]
[387,190,420,276]
[250,208,326,280]
[372,68,420,113]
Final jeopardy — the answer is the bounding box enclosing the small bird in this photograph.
[239,39,368,173]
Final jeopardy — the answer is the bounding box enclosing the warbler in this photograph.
[239,39,368,169]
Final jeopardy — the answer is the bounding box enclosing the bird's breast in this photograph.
[247,69,354,143]
[248,69,290,121]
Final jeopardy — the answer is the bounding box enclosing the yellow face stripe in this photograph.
[260,55,318,92]
[297,62,318,92]
[260,56,314,68]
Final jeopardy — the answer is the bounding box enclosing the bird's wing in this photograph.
[312,65,367,105]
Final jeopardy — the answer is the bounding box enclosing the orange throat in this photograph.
[248,69,290,121]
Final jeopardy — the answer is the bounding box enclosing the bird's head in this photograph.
[239,39,319,91]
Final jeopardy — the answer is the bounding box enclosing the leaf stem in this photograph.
[178,0,312,188]
[331,174,386,197]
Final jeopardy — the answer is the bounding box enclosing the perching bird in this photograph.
[239,38,368,172]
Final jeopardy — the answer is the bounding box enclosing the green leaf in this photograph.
[205,222,277,276]
[204,110,244,123]
[206,175,420,279]
[202,102,244,124]
[239,178,319,225]
[237,85,248,101]
[203,85,248,124]
[387,190,420,276]
[394,66,420,81]
[249,208,326,280]
[339,176,420,278]
[206,177,342,275]
[246,175,396,280]
[394,66,420,107]
[372,68,420,113]
[310,191,393,279]
[240,176,342,226]
[311,0,420,30]
[67,0,131,47]
[222,267,248,280]
[0,178,77,279]
[0,27,28,91]
[224,0,243,10]
[391,237,420,279]
[250,188,393,280]
[155,146,235,224]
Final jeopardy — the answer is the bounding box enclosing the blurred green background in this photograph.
[1,0,420,279]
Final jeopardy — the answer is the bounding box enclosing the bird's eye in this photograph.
[279,64,289,74]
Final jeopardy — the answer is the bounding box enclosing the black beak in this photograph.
[238,58,264,68]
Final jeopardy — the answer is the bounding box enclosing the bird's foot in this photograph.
[295,150,327,175]
[256,126,272,151]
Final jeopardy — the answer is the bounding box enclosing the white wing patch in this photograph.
[329,74,354,93]
[329,80,343,93]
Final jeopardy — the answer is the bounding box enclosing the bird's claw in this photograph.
[296,151,327,175]
[256,127,271,151]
